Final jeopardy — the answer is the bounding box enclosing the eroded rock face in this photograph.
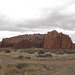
[0,42,1,48]
[72,44,75,49]
[1,39,14,47]
[0,30,75,49]
[13,39,33,49]
[43,30,74,49]
[1,34,44,48]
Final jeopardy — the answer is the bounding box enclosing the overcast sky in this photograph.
[0,0,75,42]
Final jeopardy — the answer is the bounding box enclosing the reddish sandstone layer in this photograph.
[0,42,1,47]
[0,34,44,48]
[13,39,33,49]
[43,30,74,49]
[0,30,75,49]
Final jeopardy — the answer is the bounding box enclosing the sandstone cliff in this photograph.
[13,39,33,49]
[0,30,75,49]
[43,30,74,49]
[0,34,44,48]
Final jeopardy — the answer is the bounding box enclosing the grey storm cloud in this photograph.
[0,0,75,43]
[0,11,75,32]
[0,0,75,32]
[18,12,75,31]
[17,0,75,31]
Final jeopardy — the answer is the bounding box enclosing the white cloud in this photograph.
[0,0,75,42]
[0,0,74,20]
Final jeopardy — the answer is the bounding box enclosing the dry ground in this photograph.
[0,48,75,75]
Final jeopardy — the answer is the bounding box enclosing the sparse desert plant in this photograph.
[38,50,45,54]
[0,49,3,52]
[25,56,31,59]
[0,64,2,70]
[4,50,11,53]
[17,55,24,59]
[37,53,52,57]
[43,64,52,70]
[28,51,35,54]
[6,63,43,75]
[48,49,75,55]
[45,54,52,57]
[16,63,28,69]
[65,50,75,54]
[37,54,45,57]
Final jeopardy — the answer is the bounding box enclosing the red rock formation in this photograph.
[13,39,33,49]
[0,30,75,49]
[72,44,75,49]
[0,42,1,48]
[1,34,44,48]
[43,30,74,49]
[1,39,14,47]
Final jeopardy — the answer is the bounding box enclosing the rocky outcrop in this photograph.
[43,30,74,49]
[0,39,14,47]
[0,30,75,49]
[0,42,1,48]
[72,44,75,49]
[0,34,44,48]
[13,39,33,49]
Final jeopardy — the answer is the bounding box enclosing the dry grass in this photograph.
[0,48,75,75]
[5,61,75,75]
[0,64,2,70]
[5,62,44,75]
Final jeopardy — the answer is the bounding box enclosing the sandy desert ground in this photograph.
[0,48,75,75]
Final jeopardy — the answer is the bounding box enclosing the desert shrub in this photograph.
[5,63,43,75]
[16,63,28,69]
[0,64,2,70]
[55,51,64,55]
[37,54,52,57]
[17,55,24,59]
[65,50,75,54]
[19,50,24,53]
[25,56,31,59]
[24,49,37,53]
[45,54,52,57]
[48,49,75,54]
[38,50,45,54]
[0,49,3,52]
[28,51,34,54]
[37,54,45,57]
[4,50,11,53]
[48,49,67,55]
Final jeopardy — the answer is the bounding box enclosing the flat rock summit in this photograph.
[0,30,75,49]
